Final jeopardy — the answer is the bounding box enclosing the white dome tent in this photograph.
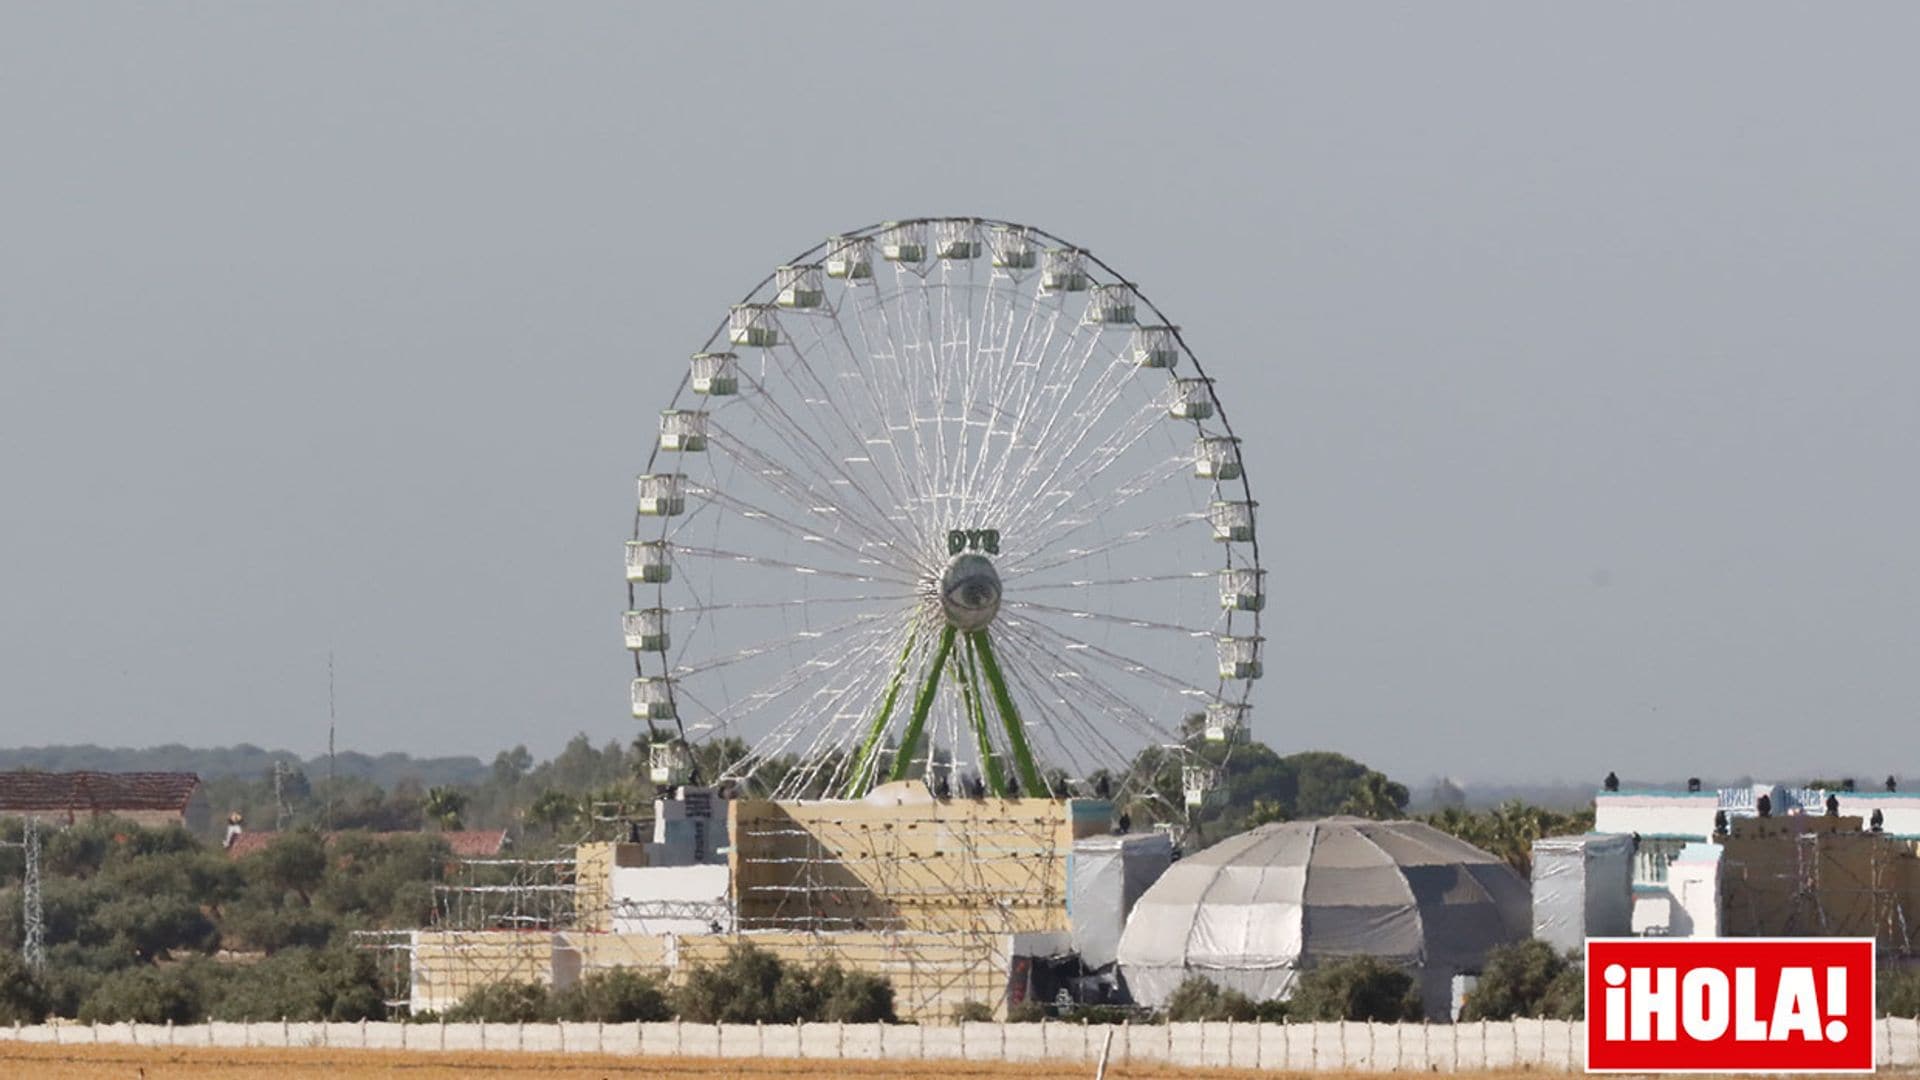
[1115,817,1530,1018]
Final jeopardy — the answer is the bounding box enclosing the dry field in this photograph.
[0,1042,1330,1079]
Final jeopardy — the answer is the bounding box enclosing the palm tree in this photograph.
[423,786,468,831]
[527,788,581,835]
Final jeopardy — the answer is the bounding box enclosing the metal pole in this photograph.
[22,817,44,972]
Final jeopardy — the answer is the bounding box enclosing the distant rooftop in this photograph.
[0,770,200,813]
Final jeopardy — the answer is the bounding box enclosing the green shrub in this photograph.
[813,962,896,1023]
[205,948,383,1022]
[1461,940,1584,1021]
[673,943,802,1023]
[442,980,552,1023]
[1004,999,1050,1023]
[77,963,213,1024]
[0,952,49,1024]
[671,944,896,1024]
[549,968,671,1023]
[1163,976,1259,1022]
[1879,967,1920,1018]
[1288,956,1423,1022]
[950,1000,994,1023]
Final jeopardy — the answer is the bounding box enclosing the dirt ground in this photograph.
[0,1043,1343,1079]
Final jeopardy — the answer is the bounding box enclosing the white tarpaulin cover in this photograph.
[1530,833,1633,954]
[1115,817,1530,1017]
[1068,831,1174,970]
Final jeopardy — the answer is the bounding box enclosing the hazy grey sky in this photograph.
[4,4,1917,785]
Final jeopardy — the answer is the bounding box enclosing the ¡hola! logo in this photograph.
[1585,938,1875,1073]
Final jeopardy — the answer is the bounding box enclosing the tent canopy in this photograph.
[1115,817,1530,1015]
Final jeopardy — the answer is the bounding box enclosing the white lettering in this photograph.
[1630,966,1678,1041]
[1681,968,1730,1041]
[1605,963,1627,1041]
[1771,967,1822,1041]
[1735,968,1769,1040]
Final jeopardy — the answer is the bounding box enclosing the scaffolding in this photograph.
[433,856,579,931]
[1719,816,1917,953]
[727,791,1098,1016]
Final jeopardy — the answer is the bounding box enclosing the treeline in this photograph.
[0,817,453,1022]
[9,732,1600,868]
[0,743,488,788]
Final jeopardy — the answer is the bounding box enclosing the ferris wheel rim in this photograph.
[629,215,1262,809]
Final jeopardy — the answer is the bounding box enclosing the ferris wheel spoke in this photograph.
[978,308,1108,521]
[1016,570,1211,592]
[1004,610,1203,698]
[761,329,930,538]
[989,625,1173,778]
[672,608,899,678]
[1002,453,1193,566]
[719,376,927,555]
[849,281,941,529]
[693,483,922,577]
[668,544,914,587]
[669,593,919,615]
[1001,598,1221,638]
[705,421,923,564]
[796,297,932,528]
[705,617,906,755]
[993,395,1173,549]
[1015,516,1211,577]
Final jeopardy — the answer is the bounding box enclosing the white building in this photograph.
[1591,781,1920,934]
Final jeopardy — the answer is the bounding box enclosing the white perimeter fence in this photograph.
[6,1018,1920,1070]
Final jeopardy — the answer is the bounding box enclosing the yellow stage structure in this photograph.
[1718,814,1920,951]
[407,785,1114,1021]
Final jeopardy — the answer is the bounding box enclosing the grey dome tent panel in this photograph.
[1115,817,1530,1018]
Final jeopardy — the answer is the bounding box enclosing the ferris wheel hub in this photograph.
[939,553,1002,631]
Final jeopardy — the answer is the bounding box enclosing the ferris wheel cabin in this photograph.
[989,226,1037,270]
[728,304,779,348]
[1194,436,1243,481]
[625,540,672,584]
[624,608,671,653]
[775,264,826,309]
[689,352,739,396]
[1041,248,1090,292]
[934,220,981,260]
[1129,325,1181,369]
[1205,701,1250,744]
[659,410,709,452]
[1220,567,1266,612]
[1207,500,1257,543]
[824,235,873,280]
[1170,377,1216,420]
[878,222,926,263]
[647,740,693,787]
[631,676,677,721]
[1085,283,1138,325]
[636,473,686,516]
[1217,635,1264,680]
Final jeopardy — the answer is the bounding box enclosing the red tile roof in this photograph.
[0,771,201,812]
[224,828,508,859]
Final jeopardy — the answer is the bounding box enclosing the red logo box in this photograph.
[1586,938,1875,1073]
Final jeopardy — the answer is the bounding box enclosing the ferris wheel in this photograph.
[626,217,1261,818]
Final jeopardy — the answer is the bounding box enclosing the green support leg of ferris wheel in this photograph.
[968,629,1044,798]
[841,629,918,799]
[887,624,957,785]
[958,632,1007,797]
